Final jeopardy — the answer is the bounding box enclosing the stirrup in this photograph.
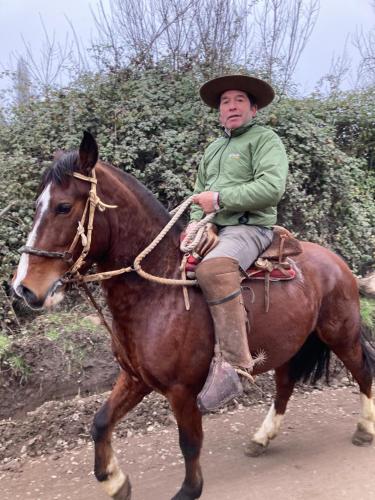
[197,356,243,414]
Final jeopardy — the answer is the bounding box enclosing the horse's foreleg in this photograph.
[332,342,375,447]
[168,386,203,500]
[245,363,295,457]
[92,371,150,499]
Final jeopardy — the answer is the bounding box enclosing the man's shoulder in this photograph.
[248,124,279,139]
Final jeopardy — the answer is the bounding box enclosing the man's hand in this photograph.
[191,191,220,214]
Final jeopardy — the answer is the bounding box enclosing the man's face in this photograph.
[219,90,257,130]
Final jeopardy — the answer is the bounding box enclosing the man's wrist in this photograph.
[213,192,220,211]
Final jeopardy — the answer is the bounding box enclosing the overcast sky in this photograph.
[0,0,374,94]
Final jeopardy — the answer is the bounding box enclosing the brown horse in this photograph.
[13,132,375,500]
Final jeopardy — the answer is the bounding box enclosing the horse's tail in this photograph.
[358,271,375,298]
[288,332,331,385]
[360,321,375,378]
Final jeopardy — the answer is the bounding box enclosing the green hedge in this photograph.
[0,67,374,329]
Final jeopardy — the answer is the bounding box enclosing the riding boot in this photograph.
[195,257,254,413]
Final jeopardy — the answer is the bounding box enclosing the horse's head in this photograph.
[12,132,106,309]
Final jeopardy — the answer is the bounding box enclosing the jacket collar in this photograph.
[224,119,256,137]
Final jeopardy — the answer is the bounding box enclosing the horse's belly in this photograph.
[244,280,316,372]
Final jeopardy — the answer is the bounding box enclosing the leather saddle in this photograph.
[245,226,303,281]
[185,225,303,281]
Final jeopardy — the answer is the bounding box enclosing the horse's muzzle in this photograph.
[15,284,45,310]
[15,279,65,310]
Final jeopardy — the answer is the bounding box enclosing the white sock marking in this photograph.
[101,456,126,497]
[358,393,375,435]
[252,403,284,446]
[13,184,51,292]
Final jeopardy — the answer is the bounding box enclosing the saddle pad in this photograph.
[246,266,296,281]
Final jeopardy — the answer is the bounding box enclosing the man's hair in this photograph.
[217,92,257,107]
[247,93,256,106]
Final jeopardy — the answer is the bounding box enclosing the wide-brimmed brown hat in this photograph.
[200,74,275,109]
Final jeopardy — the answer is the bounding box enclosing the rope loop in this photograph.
[132,196,217,286]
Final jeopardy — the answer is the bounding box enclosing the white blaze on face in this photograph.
[13,183,52,293]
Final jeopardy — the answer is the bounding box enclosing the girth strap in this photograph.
[206,288,241,306]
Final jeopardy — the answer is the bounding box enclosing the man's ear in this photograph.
[78,131,98,176]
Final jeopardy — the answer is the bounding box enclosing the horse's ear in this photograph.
[78,131,98,175]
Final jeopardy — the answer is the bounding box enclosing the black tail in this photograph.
[288,332,331,385]
[360,322,375,378]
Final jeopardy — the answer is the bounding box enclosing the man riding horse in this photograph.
[189,75,289,411]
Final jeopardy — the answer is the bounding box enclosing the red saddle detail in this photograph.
[186,255,201,273]
[246,266,296,281]
[185,255,296,281]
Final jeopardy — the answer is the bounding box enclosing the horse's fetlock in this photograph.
[95,470,109,482]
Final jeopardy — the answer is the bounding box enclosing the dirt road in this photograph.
[2,386,375,500]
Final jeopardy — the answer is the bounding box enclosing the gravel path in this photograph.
[1,385,375,500]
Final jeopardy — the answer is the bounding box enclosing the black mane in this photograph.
[39,151,79,192]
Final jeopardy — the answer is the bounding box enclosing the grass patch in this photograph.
[45,328,61,341]
[361,298,375,330]
[0,335,30,382]
[32,312,103,338]
[7,354,30,382]
[0,334,11,355]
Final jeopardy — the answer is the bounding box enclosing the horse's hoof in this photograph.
[171,493,197,500]
[171,493,191,500]
[352,426,374,447]
[113,475,132,500]
[244,440,268,457]
[171,483,202,500]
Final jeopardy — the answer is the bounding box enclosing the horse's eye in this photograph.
[56,203,72,214]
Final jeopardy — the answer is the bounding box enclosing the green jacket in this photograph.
[190,121,288,228]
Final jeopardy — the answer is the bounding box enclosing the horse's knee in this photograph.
[92,403,111,443]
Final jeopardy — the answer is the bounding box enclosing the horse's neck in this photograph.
[97,165,183,287]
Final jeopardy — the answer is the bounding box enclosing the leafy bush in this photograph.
[0,66,374,328]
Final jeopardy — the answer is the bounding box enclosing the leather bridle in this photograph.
[19,169,118,281]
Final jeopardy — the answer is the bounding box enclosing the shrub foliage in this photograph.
[0,67,374,329]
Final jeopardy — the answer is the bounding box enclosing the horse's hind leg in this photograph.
[167,386,203,500]
[245,363,295,457]
[330,338,375,446]
[91,371,151,499]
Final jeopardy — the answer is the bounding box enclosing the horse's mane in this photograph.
[101,161,173,226]
[39,150,182,231]
[39,151,79,191]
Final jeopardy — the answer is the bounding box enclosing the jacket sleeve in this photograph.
[189,156,205,221]
[219,133,288,211]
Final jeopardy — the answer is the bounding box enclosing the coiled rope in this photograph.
[133,196,216,286]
